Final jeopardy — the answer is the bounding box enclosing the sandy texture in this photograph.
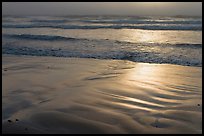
[2,55,202,134]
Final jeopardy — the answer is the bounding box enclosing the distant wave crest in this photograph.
[2,24,202,30]
[3,34,89,41]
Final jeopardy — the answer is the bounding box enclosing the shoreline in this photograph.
[2,54,202,68]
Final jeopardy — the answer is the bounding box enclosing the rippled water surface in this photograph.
[2,15,202,66]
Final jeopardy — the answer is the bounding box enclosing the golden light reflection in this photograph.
[119,29,201,44]
[100,91,164,108]
[121,29,165,44]
[122,63,183,97]
[112,102,154,112]
[122,63,192,97]
[127,63,166,81]
[139,31,155,43]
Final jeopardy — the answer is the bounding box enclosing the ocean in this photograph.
[2,15,202,67]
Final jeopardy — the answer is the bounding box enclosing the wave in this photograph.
[3,34,89,41]
[30,19,68,23]
[2,24,202,30]
[26,19,202,25]
[3,15,202,24]
[82,20,202,25]
[3,34,203,49]
[2,43,202,67]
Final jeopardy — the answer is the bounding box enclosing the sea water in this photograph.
[2,15,202,66]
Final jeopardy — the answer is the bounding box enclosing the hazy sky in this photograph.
[2,2,202,16]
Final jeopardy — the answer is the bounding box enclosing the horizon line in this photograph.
[2,14,202,17]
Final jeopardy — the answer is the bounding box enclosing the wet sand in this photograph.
[2,55,202,134]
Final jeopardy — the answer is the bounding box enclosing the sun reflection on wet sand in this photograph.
[2,56,202,134]
[125,63,166,83]
[124,63,201,87]
[119,62,202,109]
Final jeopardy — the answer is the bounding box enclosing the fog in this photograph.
[2,2,202,16]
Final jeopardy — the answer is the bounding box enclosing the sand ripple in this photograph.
[2,56,202,134]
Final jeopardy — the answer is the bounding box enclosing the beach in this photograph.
[2,55,202,134]
[2,14,202,134]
